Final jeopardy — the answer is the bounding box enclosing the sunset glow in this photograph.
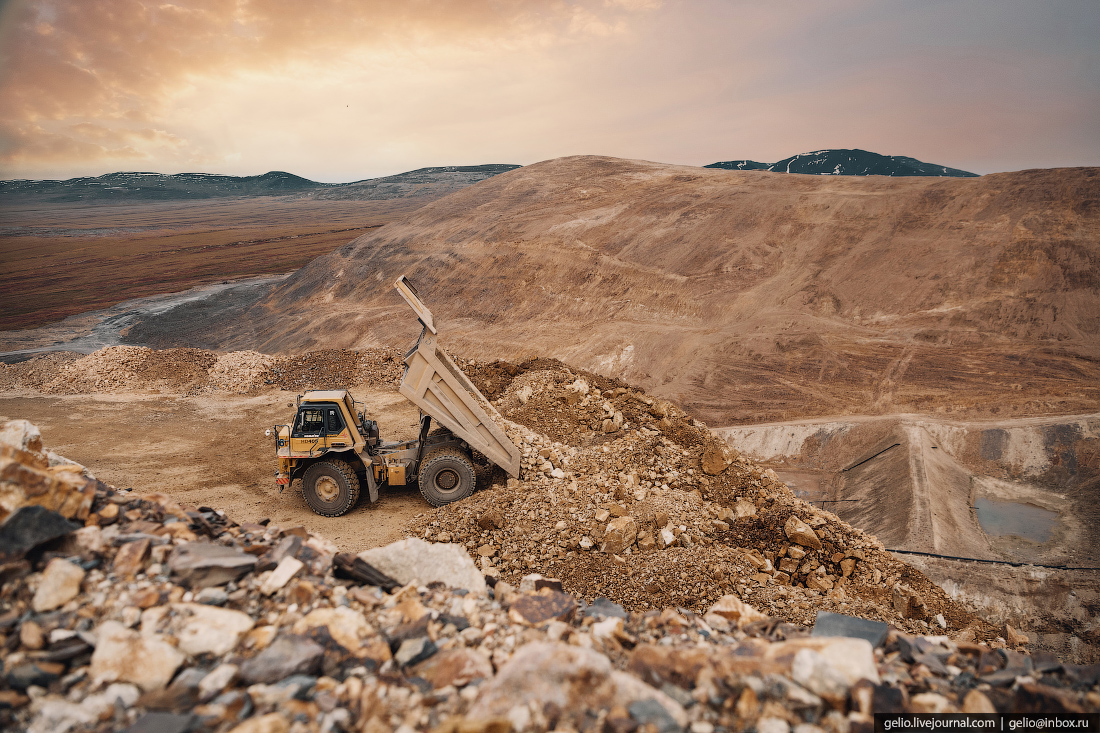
[1,0,1097,180]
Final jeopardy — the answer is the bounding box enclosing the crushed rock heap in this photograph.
[413,360,995,639]
[0,346,405,395]
[1,420,1097,733]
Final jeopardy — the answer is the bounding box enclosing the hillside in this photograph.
[128,157,1100,424]
[0,164,520,203]
[130,156,1100,426]
[706,149,977,177]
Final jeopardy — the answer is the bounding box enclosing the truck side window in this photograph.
[326,408,343,433]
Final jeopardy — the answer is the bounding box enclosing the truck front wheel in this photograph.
[418,449,476,507]
[302,459,360,517]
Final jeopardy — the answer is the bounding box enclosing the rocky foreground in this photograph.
[1,415,1098,733]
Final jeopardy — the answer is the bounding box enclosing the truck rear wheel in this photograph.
[302,459,360,517]
[418,448,476,507]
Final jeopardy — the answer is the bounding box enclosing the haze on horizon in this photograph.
[0,0,1097,183]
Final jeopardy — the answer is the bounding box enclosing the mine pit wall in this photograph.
[716,414,1100,661]
[898,554,1100,664]
[715,413,1100,562]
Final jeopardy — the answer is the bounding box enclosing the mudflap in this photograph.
[365,467,379,503]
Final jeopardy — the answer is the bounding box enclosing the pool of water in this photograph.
[974,496,1059,544]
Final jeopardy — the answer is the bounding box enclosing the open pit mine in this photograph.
[0,155,1097,729]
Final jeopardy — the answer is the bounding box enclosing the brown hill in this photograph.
[182,156,1100,425]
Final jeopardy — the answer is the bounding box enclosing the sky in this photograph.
[0,0,1097,181]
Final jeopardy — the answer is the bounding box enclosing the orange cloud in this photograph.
[0,0,659,176]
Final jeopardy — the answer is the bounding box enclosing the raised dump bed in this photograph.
[394,276,520,478]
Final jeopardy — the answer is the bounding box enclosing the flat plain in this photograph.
[0,196,422,330]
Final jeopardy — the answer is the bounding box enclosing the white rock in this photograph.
[357,537,487,596]
[32,559,85,613]
[757,718,791,733]
[171,603,254,656]
[791,649,851,700]
[260,556,304,595]
[0,419,42,453]
[787,637,880,701]
[80,683,141,717]
[90,620,185,692]
[590,617,623,640]
[198,663,239,702]
[27,698,94,733]
[292,607,373,654]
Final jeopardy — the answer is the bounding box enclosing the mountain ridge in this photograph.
[705,148,978,177]
[0,164,522,202]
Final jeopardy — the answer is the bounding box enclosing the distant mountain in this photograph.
[0,164,522,203]
[703,160,770,171]
[307,165,522,201]
[705,149,978,177]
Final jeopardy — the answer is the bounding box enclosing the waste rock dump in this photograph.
[1,419,1097,733]
[0,346,405,395]
[413,360,988,636]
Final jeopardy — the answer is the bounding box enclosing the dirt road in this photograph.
[0,388,429,553]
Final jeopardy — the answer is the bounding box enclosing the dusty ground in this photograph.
[0,196,419,330]
[0,387,430,553]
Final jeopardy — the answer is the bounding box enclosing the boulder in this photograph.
[238,635,324,685]
[90,621,185,692]
[0,505,79,561]
[703,595,767,630]
[412,647,493,688]
[356,537,486,596]
[168,542,256,588]
[783,515,822,550]
[477,509,504,530]
[260,556,303,595]
[0,452,95,524]
[291,606,374,655]
[466,642,686,731]
[509,590,578,626]
[32,558,85,612]
[168,603,255,657]
[734,499,757,518]
[0,419,43,453]
[600,516,637,554]
[701,442,739,475]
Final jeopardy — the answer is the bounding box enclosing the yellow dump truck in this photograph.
[271,276,520,516]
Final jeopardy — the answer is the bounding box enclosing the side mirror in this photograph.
[265,429,272,437]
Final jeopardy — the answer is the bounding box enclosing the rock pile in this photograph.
[411,362,990,640]
[0,347,405,396]
[1,420,1097,733]
[1,420,1098,732]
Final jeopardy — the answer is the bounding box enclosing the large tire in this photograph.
[418,448,476,507]
[302,459,360,517]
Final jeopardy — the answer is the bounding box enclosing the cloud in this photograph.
[0,0,1096,179]
[0,0,661,176]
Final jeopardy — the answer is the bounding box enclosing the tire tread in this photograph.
[303,459,360,517]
